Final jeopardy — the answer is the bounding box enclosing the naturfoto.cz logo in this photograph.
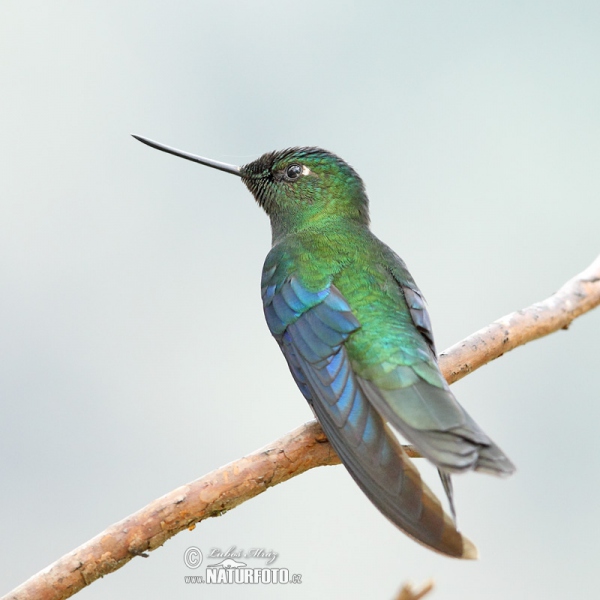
[183,546,302,585]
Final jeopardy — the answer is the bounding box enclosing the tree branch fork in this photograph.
[4,254,600,600]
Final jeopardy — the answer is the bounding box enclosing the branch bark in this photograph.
[4,255,599,600]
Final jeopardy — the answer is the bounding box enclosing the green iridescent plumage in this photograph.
[133,135,515,559]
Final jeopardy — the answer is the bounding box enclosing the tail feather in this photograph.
[438,469,456,524]
[359,377,516,476]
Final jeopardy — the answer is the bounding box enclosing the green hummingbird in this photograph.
[133,135,515,559]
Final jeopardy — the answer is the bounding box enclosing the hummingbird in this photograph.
[133,135,515,559]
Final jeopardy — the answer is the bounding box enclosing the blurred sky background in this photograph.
[1,2,599,598]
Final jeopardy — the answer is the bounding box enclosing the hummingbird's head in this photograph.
[131,136,369,240]
[240,147,369,237]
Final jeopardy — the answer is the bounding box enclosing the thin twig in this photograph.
[395,579,435,600]
[4,254,599,600]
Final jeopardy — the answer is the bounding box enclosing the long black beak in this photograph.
[132,134,242,177]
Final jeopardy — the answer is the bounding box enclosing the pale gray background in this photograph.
[1,1,599,598]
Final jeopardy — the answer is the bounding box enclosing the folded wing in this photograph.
[262,271,476,558]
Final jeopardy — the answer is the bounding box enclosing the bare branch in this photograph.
[440,254,600,383]
[4,254,599,600]
[3,422,340,600]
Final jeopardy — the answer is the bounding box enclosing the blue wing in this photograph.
[261,265,475,558]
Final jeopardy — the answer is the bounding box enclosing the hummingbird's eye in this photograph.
[285,164,303,181]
